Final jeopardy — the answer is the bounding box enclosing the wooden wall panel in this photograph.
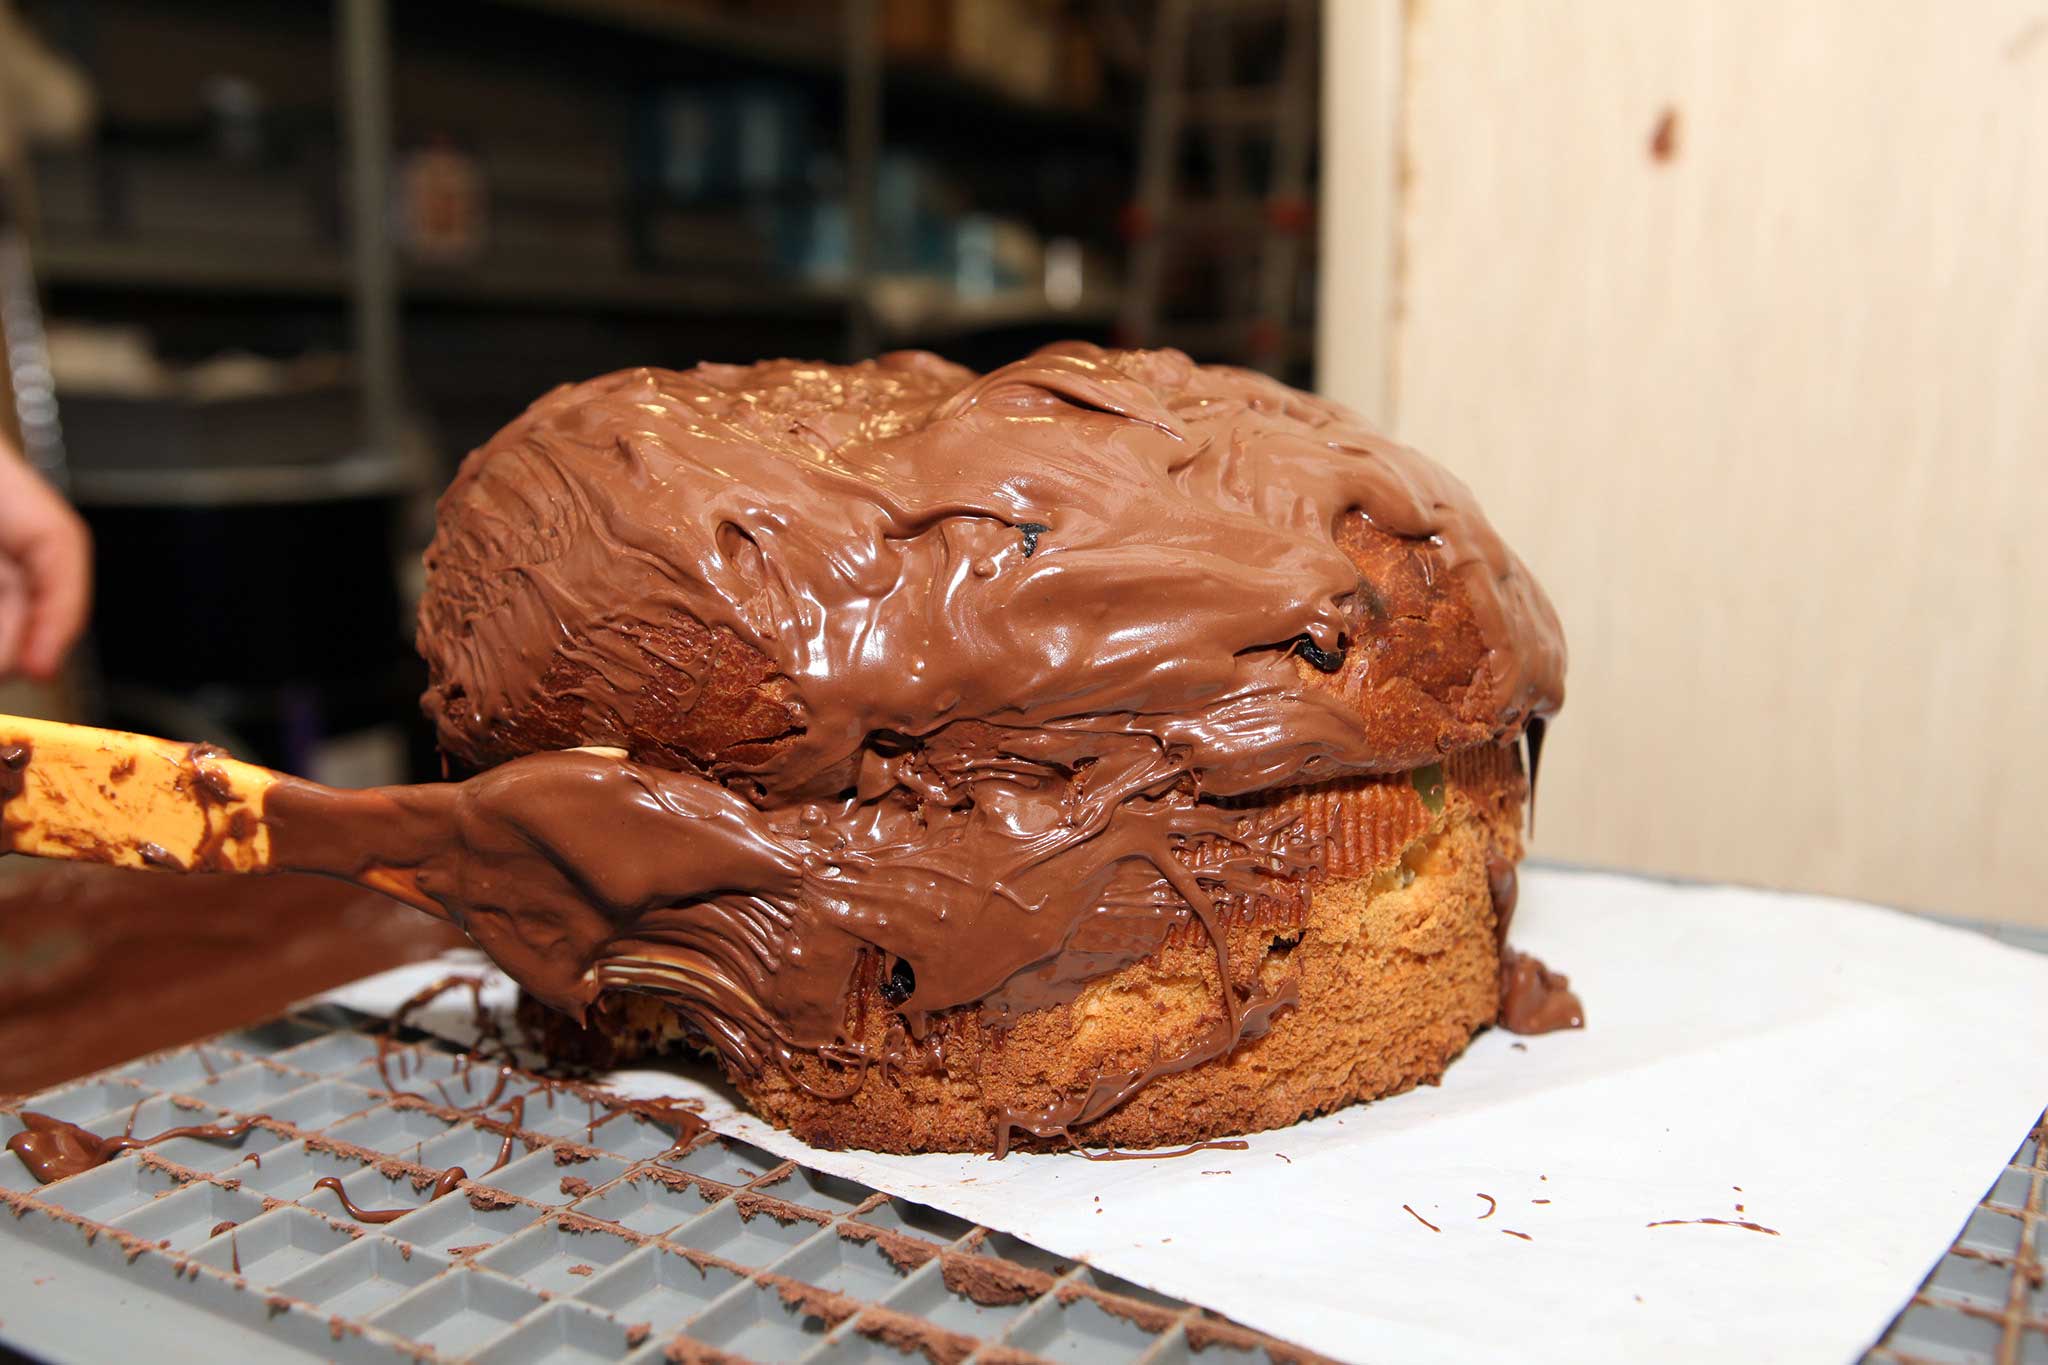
[1322,1,2048,923]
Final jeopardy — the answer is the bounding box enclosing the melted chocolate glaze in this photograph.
[5,1111,257,1184]
[313,1175,437,1224]
[253,345,1568,1146]
[1498,948,1585,1034]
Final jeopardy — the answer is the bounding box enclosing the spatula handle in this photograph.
[0,713,440,916]
[0,714,275,873]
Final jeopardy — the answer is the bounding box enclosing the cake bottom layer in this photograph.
[519,761,1523,1155]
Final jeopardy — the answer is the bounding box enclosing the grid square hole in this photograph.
[341,1047,487,1101]
[108,1179,267,1253]
[1925,1251,2019,1311]
[303,1160,449,1226]
[234,1138,374,1199]
[1956,1207,2025,1258]
[1144,1324,1265,1363]
[660,1137,780,1188]
[81,1093,225,1144]
[879,1258,1041,1340]
[261,1080,381,1134]
[369,1268,547,1357]
[477,1216,644,1296]
[766,1225,926,1302]
[485,1149,630,1207]
[112,1046,243,1094]
[675,1276,842,1357]
[807,1327,962,1364]
[472,1299,642,1364]
[1072,1265,1191,1311]
[0,1114,45,1194]
[188,1204,359,1287]
[1984,1166,2034,1212]
[16,1079,148,1124]
[36,1156,187,1220]
[575,1112,686,1162]
[1002,1290,1172,1360]
[575,1243,749,1336]
[974,1229,1077,1276]
[275,1032,390,1078]
[746,1165,878,1217]
[415,1123,533,1182]
[272,1232,452,1320]
[1886,1301,2007,1363]
[849,1196,975,1245]
[182,1062,317,1111]
[212,1016,330,1055]
[380,1189,547,1259]
[570,1171,721,1238]
[494,1090,612,1143]
[149,1114,294,1175]
[326,1106,459,1152]
[667,1198,828,1269]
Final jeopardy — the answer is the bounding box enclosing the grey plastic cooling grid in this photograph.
[0,1005,1332,1365]
[0,1007,2041,1364]
[1866,1108,2048,1365]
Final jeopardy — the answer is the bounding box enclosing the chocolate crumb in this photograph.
[1646,1218,1780,1236]
[1402,1204,1440,1233]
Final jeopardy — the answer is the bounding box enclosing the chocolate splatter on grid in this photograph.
[1866,1107,2048,1365]
[0,1007,1337,1363]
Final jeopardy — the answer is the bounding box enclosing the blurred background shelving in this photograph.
[2,0,1323,784]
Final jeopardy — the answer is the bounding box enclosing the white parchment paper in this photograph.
[318,867,2048,1364]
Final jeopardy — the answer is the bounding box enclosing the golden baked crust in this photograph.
[520,752,1523,1152]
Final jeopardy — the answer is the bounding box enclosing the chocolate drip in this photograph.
[4,1111,257,1184]
[0,742,29,851]
[312,1177,411,1224]
[1498,948,1585,1034]
[1485,852,1519,946]
[314,1164,466,1225]
[1524,715,1547,834]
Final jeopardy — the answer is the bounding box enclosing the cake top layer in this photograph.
[416,342,1563,797]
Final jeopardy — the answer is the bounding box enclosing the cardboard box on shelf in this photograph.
[951,0,1060,104]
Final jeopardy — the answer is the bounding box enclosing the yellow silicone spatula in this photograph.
[0,712,442,917]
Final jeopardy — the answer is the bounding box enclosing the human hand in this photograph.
[0,436,91,680]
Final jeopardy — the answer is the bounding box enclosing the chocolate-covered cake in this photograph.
[407,343,1571,1154]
